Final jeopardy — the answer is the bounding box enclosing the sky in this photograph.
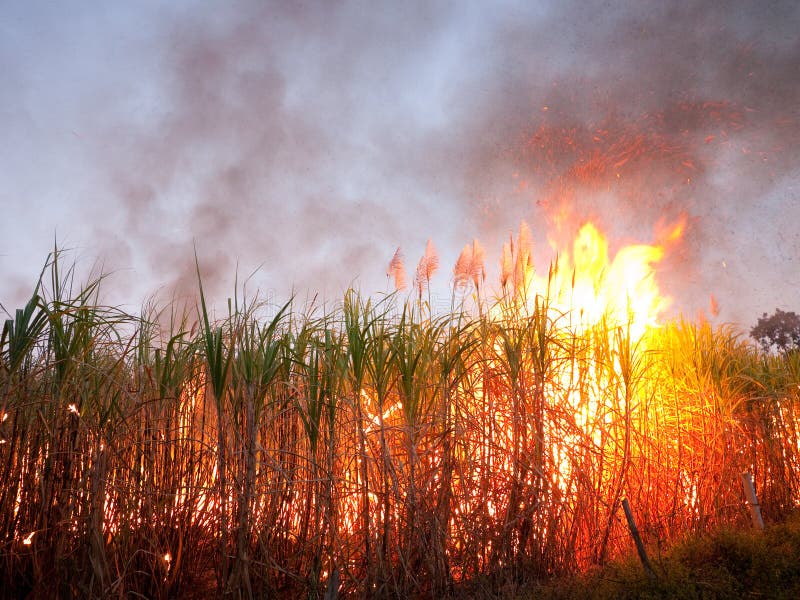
[1,0,798,327]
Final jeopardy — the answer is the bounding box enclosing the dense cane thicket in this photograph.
[1,254,799,598]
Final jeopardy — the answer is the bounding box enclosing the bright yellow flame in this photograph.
[529,222,670,341]
[483,219,678,520]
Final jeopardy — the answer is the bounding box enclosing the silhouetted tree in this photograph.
[750,308,800,352]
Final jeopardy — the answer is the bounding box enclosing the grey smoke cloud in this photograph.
[1,0,798,324]
[93,1,464,303]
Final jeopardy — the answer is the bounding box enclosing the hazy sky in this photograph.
[2,0,798,326]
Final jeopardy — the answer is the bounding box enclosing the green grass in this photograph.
[518,512,800,600]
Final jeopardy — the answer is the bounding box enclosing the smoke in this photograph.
[447,1,800,322]
[74,0,799,322]
[93,1,459,304]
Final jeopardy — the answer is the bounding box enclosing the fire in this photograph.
[495,219,677,344]
[18,206,772,599]
[92,217,677,590]
[475,217,683,548]
[548,222,667,340]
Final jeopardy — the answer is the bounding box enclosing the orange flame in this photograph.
[497,220,677,343]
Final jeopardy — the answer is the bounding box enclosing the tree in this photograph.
[750,308,800,353]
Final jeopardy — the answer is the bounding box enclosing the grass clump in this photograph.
[524,512,800,599]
